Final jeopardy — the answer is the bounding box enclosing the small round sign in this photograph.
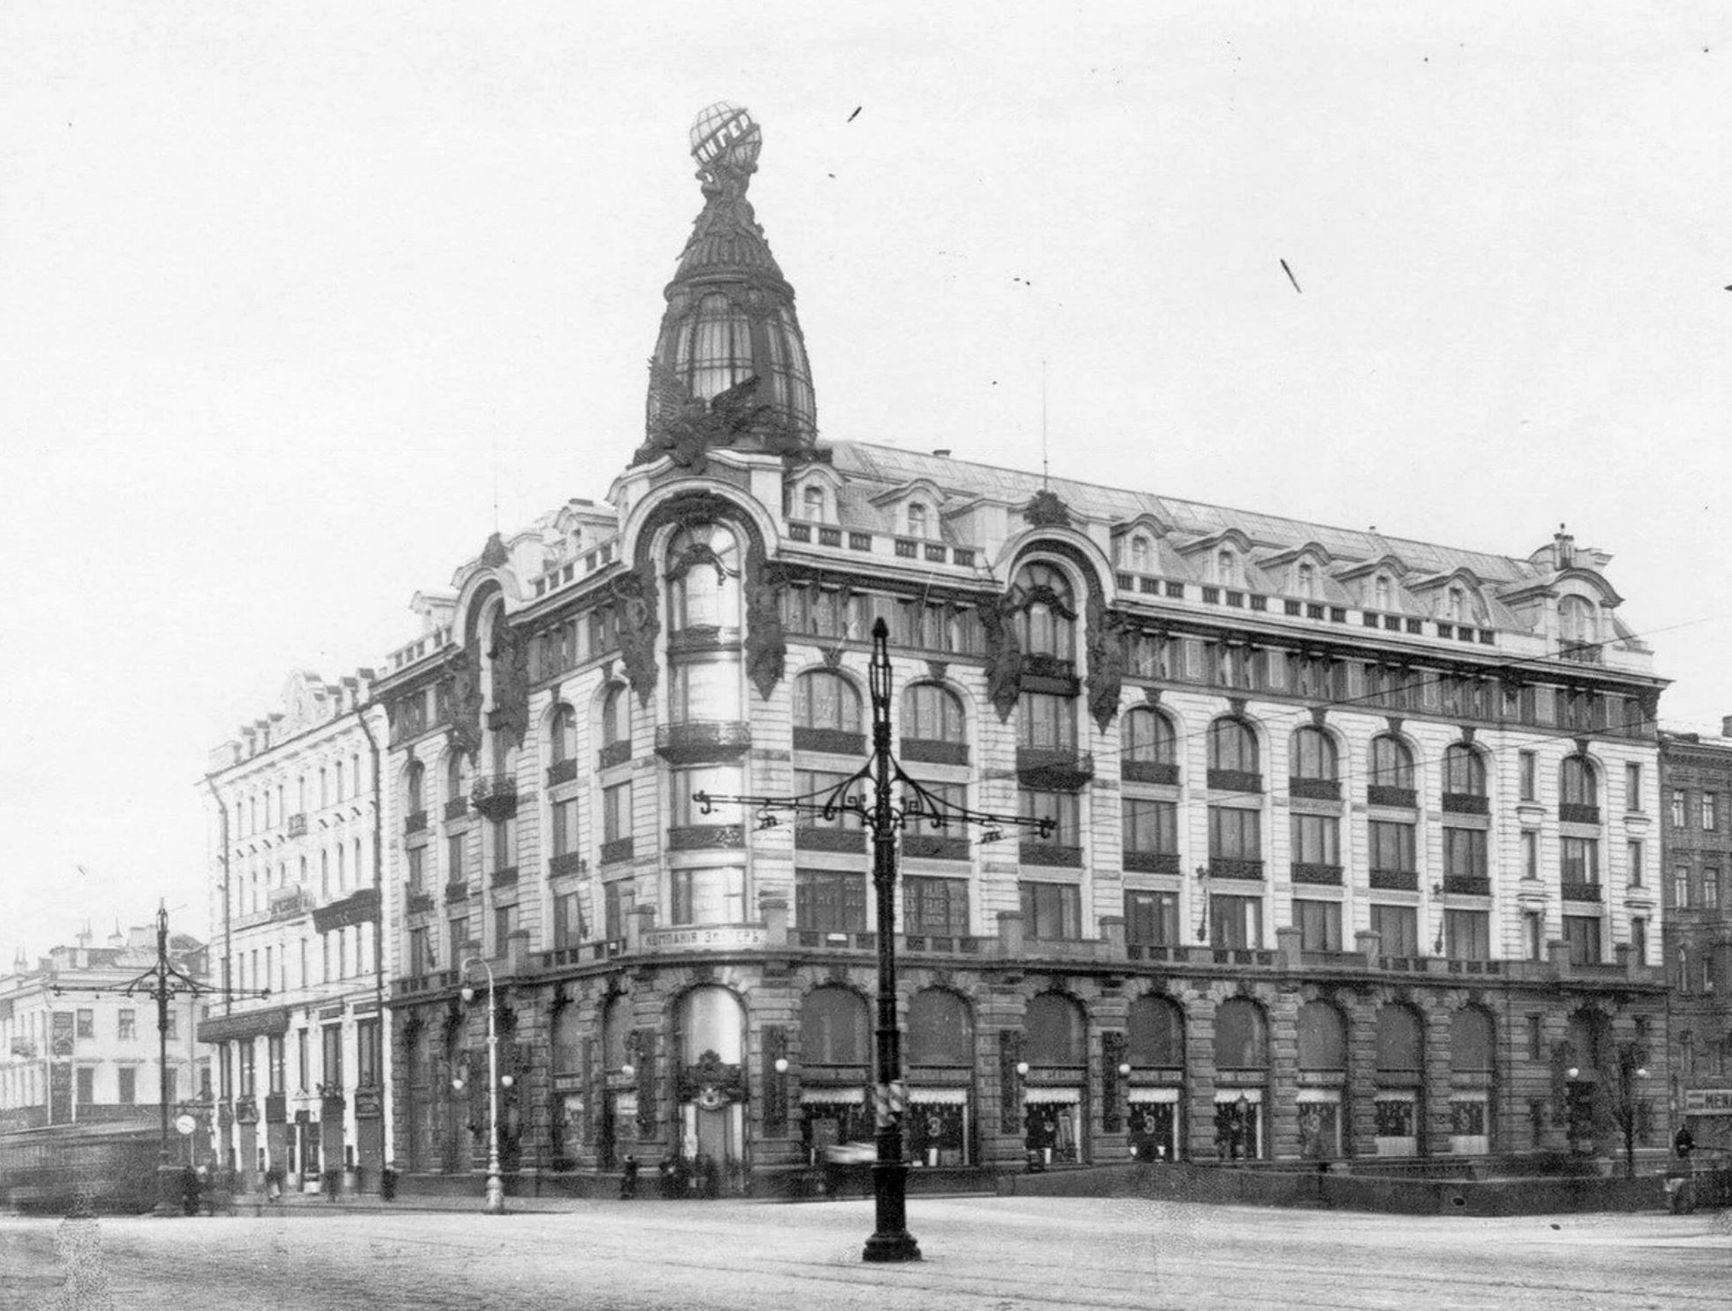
[174,1113,197,1137]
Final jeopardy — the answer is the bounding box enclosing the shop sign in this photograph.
[641,925,766,951]
[1684,1088,1732,1115]
[353,1088,383,1119]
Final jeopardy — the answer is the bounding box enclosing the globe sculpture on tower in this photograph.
[633,102,818,471]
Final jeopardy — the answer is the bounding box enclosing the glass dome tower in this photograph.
[636,103,817,467]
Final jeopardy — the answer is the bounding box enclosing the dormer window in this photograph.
[1296,563,1315,598]
[907,502,930,539]
[802,484,825,523]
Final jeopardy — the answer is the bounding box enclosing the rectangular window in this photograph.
[1444,909,1490,960]
[1370,904,1418,956]
[1627,840,1644,886]
[602,782,632,843]
[794,769,864,830]
[1674,865,1692,909]
[447,833,464,884]
[1527,1015,1544,1062]
[117,1009,136,1041]
[494,903,516,951]
[603,883,625,940]
[356,1019,381,1089]
[118,1068,136,1105]
[1124,890,1180,947]
[164,1067,178,1104]
[491,816,517,872]
[1209,894,1264,949]
[904,877,969,936]
[1020,881,1083,940]
[321,1025,343,1092]
[551,798,579,856]
[75,1009,94,1039]
[1019,789,1080,847]
[1631,916,1649,967]
[670,869,695,925]
[1521,830,1539,880]
[795,868,868,934]
[1369,821,1416,874]
[409,926,432,975]
[1524,910,1544,960]
[297,1029,309,1093]
[1672,790,1687,828]
[1704,868,1722,910]
[407,846,425,891]
[448,916,469,963]
[1017,693,1078,750]
[1294,899,1342,952]
[1208,806,1262,860]
[1705,793,1720,832]
[903,780,965,834]
[552,891,585,947]
[1443,828,1488,878]
[268,1035,285,1095]
[1122,798,1178,855]
[1290,813,1340,865]
[1624,762,1642,811]
[1564,914,1601,965]
[1561,837,1600,885]
[238,1042,256,1097]
[1519,751,1537,802]
[76,1067,94,1105]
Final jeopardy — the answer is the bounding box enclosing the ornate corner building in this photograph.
[216,105,1678,1195]
[199,670,391,1192]
[1658,726,1732,1148]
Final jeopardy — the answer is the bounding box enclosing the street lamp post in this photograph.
[1614,1045,1651,1180]
[456,956,505,1215]
[696,618,1053,1264]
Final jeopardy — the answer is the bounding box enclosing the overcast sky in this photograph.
[4,2,1730,964]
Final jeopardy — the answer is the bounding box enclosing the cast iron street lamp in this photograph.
[453,955,506,1215]
[51,902,269,1216]
[697,618,1053,1263]
[1572,1041,1651,1180]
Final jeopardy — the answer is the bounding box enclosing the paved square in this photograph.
[3,1197,1729,1310]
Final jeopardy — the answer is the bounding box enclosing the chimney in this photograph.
[1554,524,1575,569]
[1721,715,1732,739]
[931,448,952,458]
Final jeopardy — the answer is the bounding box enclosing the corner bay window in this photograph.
[1018,692,1078,750]
[1020,881,1082,940]
[669,866,746,925]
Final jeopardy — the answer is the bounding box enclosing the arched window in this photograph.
[1369,735,1414,789]
[903,684,965,743]
[1216,549,1237,588]
[908,989,973,1067]
[1375,1006,1423,1074]
[1447,587,1465,621]
[1297,1002,1346,1072]
[1375,576,1391,610]
[802,484,826,523]
[1207,718,1259,775]
[1129,535,1151,573]
[666,521,741,631]
[676,986,745,1064]
[1559,595,1597,648]
[1443,743,1486,797]
[1024,994,1085,1066]
[548,704,577,765]
[1296,563,1316,598]
[907,502,929,539]
[552,1005,583,1075]
[405,760,425,815]
[1561,756,1598,807]
[684,292,752,400]
[600,684,629,749]
[793,670,862,733]
[1122,707,1177,765]
[1127,995,1185,1069]
[446,751,472,805]
[1013,562,1076,659]
[1213,998,1268,1069]
[801,987,870,1065]
[1289,727,1338,781]
[1451,1007,1494,1073]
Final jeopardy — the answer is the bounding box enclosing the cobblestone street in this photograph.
[4,1197,1729,1310]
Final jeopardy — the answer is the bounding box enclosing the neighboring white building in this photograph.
[200,669,392,1192]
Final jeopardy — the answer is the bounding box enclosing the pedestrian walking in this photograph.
[656,1156,674,1199]
[1674,1124,1694,1162]
[619,1153,638,1199]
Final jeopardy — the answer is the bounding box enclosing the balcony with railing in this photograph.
[404,810,428,835]
[1442,792,1489,815]
[443,796,469,821]
[656,720,752,765]
[1019,841,1084,868]
[1207,769,1263,794]
[669,824,747,852]
[1123,850,1182,874]
[1442,875,1492,896]
[548,851,587,878]
[1367,785,1417,809]
[1370,869,1419,891]
[1558,803,1601,825]
[792,727,865,757]
[795,824,867,854]
[546,758,579,787]
[598,740,632,770]
[1288,777,1341,802]
[1015,748,1094,792]
[901,833,972,861]
[899,737,969,767]
[1291,862,1343,886]
[1561,881,1603,902]
[471,774,518,821]
[599,836,634,866]
[1208,857,1264,881]
[1122,759,1180,786]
